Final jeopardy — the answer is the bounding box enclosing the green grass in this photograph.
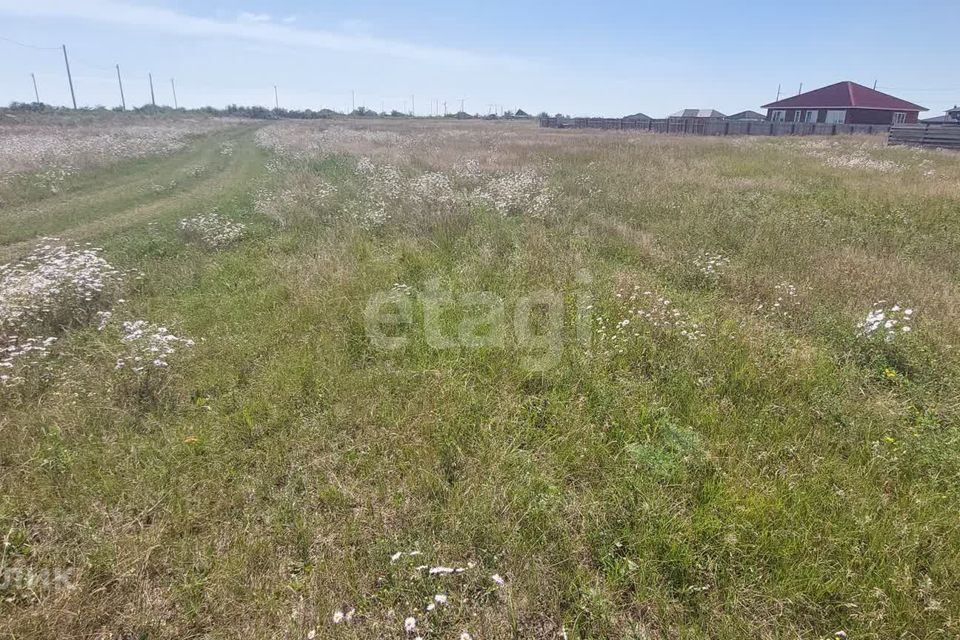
[2,119,960,639]
[0,126,261,260]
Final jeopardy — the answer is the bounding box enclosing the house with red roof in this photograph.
[761,81,926,126]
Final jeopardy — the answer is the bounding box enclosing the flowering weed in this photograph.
[178,213,247,248]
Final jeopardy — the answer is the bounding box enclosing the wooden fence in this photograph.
[888,123,960,150]
[539,117,889,137]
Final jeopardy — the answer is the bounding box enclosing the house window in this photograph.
[893,112,907,124]
[825,110,846,124]
[770,110,786,122]
[805,110,818,123]
[793,110,802,122]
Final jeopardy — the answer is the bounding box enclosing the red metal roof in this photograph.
[762,81,926,112]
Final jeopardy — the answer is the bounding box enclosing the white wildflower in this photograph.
[858,301,915,342]
[178,213,246,248]
[0,239,124,334]
[692,252,730,280]
[115,320,194,374]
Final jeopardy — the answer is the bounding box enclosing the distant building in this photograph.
[514,109,531,118]
[726,110,766,122]
[623,112,652,121]
[669,108,726,120]
[924,107,960,124]
[762,81,926,125]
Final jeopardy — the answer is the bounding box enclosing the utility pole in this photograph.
[776,83,781,101]
[443,101,447,116]
[274,84,279,110]
[62,45,77,109]
[411,94,415,116]
[148,73,156,106]
[31,73,40,103]
[459,98,465,113]
[116,64,126,110]
[872,79,878,90]
[171,78,178,109]
[798,82,803,95]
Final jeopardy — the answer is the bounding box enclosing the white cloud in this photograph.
[0,0,533,69]
[237,12,272,24]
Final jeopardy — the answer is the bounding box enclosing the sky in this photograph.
[1,0,958,118]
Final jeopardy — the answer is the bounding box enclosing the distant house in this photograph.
[726,110,766,122]
[514,109,531,118]
[762,81,926,125]
[669,108,726,120]
[623,112,652,121]
[923,107,960,124]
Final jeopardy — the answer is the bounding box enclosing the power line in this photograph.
[0,35,60,51]
[72,57,117,74]
[877,86,960,93]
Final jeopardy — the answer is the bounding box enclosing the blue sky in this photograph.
[1,0,957,117]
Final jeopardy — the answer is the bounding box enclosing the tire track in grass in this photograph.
[0,129,230,215]
[0,127,253,246]
[0,127,266,262]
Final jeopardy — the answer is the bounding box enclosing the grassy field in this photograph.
[2,115,959,639]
